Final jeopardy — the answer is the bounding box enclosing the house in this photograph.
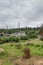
[0,33,4,36]
[5,34,11,36]
[3,31,26,37]
[13,31,26,36]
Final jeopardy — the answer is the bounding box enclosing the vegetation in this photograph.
[0,39,43,65]
[20,35,28,40]
[23,47,31,59]
[0,25,43,65]
[39,24,43,41]
[0,36,20,44]
[0,27,40,34]
[40,37,43,41]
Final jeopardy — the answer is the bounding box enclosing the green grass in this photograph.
[0,39,43,65]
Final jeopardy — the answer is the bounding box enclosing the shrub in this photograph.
[10,44,14,47]
[40,37,43,41]
[0,36,20,44]
[0,39,3,44]
[9,36,15,42]
[0,37,6,44]
[15,44,22,49]
[35,44,40,47]
[21,36,28,40]
[0,51,8,58]
[5,37,10,42]
[30,43,34,46]
[41,45,43,48]
[24,43,30,46]
[0,37,10,44]
[1,38,6,43]
[29,34,38,39]
[23,48,31,59]
[9,36,20,43]
[14,37,20,42]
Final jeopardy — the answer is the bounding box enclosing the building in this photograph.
[0,33,4,36]
[1,31,26,37]
[14,31,26,36]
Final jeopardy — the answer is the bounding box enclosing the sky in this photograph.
[0,0,43,28]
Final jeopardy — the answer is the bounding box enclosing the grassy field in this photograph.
[0,39,43,65]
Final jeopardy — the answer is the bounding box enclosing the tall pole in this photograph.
[18,22,20,29]
[6,25,8,33]
[6,25,8,29]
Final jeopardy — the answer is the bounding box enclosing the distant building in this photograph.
[0,33,5,36]
[1,31,26,37]
[0,33,3,36]
[14,31,26,36]
[5,34,11,36]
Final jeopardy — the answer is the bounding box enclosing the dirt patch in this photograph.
[0,48,4,52]
[0,60,1,65]
[35,60,43,65]
[0,59,3,65]
[13,56,43,65]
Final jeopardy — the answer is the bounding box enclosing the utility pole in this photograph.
[6,25,8,29]
[6,25,8,33]
[18,22,20,29]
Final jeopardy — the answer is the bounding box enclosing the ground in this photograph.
[14,56,43,65]
[0,39,43,65]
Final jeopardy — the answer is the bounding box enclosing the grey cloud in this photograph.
[0,0,11,9]
[24,0,43,22]
[0,0,43,28]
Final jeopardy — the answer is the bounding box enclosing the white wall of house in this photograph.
[14,32,26,36]
[0,31,26,37]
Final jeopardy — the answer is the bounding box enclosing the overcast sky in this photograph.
[0,0,43,28]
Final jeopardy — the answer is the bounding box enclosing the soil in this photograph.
[0,56,43,65]
[0,48,4,52]
[0,59,3,65]
[0,60,1,65]
[12,56,43,65]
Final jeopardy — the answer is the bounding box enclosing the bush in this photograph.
[21,36,28,40]
[24,43,31,46]
[9,36,15,42]
[15,44,23,49]
[5,37,10,42]
[14,37,20,42]
[41,45,43,48]
[0,37,10,44]
[40,37,43,41]
[0,51,8,58]
[0,36,20,44]
[0,37,6,44]
[30,43,34,46]
[29,34,38,39]
[10,44,14,47]
[9,36,20,43]
[23,48,31,59]
[35,44,40,47]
